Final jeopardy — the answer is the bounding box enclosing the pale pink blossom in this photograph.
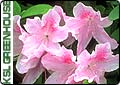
[13,15,23,56]
[22,60,45,84]
[41,46,78,84]
[20,8,69,57]
[17,8,68,72]
[15,16,46,78]
[74,42,119,84]
[53,5,69,26]
[16,52,46,84]
[53,5,76,47]
[15,3,119,84]
[66,2,118,55]
[16,7,69,84]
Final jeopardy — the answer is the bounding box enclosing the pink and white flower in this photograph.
[52,5,76,47]
[74,42,119,84]
[42,42,119,84]
[15,3,119,84]
[13,15,23,56]
[66,2,118,55]
[14,16,47,84]
[41,46,78,84]
[16,6,69,84]
[20,8,69,57]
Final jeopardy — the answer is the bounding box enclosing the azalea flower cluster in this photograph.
[14,2,119,84]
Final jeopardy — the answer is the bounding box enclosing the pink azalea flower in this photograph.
[17,51,45,83]
[53,5,76,47]
[14,16,45,84]
[16,7,69,84]
[16,53,45,84]
[41,46,78,84]
[53,5,69,26]
[66,2,118,55]
[21,55,45,84]
[17,8,68,68]
[13,15,23,56]
[74,42,119,84]
[20,8,69,57]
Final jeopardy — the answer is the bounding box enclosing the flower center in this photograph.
[45,35,48,38]
[42,21,56,38]
[88,60,96,69]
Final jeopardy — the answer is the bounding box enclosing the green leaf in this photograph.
[83,80,89,84]
[21,4,52,18]
[13,1,21,15]
[83,79,95,84]
[109,5,119,20]
[111,28,119,41]
[34,75,42,84]
[21,10,26,16]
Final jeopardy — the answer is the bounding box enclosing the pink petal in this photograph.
[51,27,68,43]
[18,21,30,44]
[42,46,76,71]
[19,30,29,43]
[95,42,111,54]
[41,53,65,71]
[16,55,29,74]
[53,5,65,18]
[13,30,23,56]
[73,2,95,18]
[33,45,46,58]
[66,74,82,84]
[95,11,112,28]
[76,50,91,67]
[45,72,68,84]
[97,54,119,72]
[22,62,44,84]
[13,15,22,33]
[41,53,73,72]
[13,15,23,56]
[23,35,42,46]
[74,66,97,83]
[65,74,75,84]
[95,75,107,84]
[77,27,92,55]
[65,18,81,39]
[20,57,39,70]
[24,17,42,34]
[60,46,76,64]
[21,35,43,57]
[94,42,112,60]
[43,41,61,56]
[16,54,39,74]
[100,17,113,27]
[53,5,69,26]
[42,9,61,25]
[93,27,118,49]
